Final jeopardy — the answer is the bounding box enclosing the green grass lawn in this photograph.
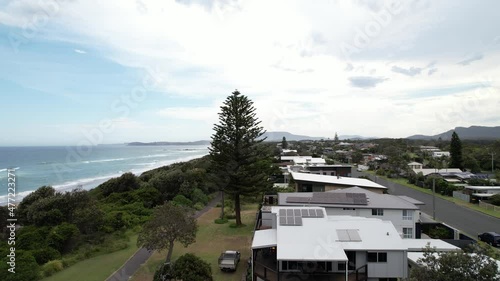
[367,171,500,219]
[131,204,258,281]
[42,234,139,281]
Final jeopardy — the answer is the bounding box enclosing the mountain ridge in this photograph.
[407,125,500,140]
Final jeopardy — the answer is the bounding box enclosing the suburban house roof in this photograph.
[407,162,423,166]
[412,168,463,176]
[281,155,312,161]
[252,207,409,261]
[278,187,419,210]
[465,186,500,191]
[402,239,459,252]
[252,229,277,249]
[290,172,387,189]
[307,164,352,169]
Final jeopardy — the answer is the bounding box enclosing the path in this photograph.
[106,192,222,281]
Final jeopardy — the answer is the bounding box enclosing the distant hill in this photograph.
[262,131,373,141]
[407,126,500,140]
[128,140,210,146]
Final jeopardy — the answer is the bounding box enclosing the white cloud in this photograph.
[2,0,500,139]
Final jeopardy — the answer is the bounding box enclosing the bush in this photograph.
[41,260,64,277]
[153,262,173,281]
[214,218,228,224]
[172,194,193,207]
[32,247,61,265]
[490,194,500,206]
[171,253,213,281]
[193,202,205,211]
[0,250,40,281]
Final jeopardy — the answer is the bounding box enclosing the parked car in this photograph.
[478,232,500,247]
[218,250,241,271]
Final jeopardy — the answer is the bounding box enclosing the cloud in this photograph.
[348,76,388,89]
[157,106,218,121]
[457,53,484,66]
[74,49,86,54]
[428,68,438,76]
[344,63,354,72]
[391,65,422,76]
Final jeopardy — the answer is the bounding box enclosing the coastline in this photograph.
[0,153,208,206]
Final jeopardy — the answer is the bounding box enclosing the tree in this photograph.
[334,132,339,143]
[209,90,269,226]
[450,131,464,169]
[137,202,197,263]
[410,246,499,281]
[171,253,213,281]
[281,136,288,149]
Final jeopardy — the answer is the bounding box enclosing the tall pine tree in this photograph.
[209,91,269,226]
[450,131,463,170]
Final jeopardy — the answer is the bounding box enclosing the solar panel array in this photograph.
[286,192,368,205]
[336,229,362,242]
[278,208,324,226]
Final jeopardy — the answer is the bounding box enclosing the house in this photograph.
[411,168,463,177]
[306,165,352,177]
[252,206,456,281]
[277,187,423,239]
[432,151,450,158]
[463,186,500,201]
[407,162,423,170]
[290,172,387,194]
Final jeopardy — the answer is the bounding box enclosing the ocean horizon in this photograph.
[0,144,209,205]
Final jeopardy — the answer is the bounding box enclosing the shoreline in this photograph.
[0,153,208,206]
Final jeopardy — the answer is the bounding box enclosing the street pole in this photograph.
[432,177,436,220]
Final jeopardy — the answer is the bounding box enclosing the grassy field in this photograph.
[42,234,139,281]
[131,204,258,281]
[367,172,500,219]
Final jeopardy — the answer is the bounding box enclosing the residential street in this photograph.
[353,170,500,237]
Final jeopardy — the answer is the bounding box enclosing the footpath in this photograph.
[106,192,222,281]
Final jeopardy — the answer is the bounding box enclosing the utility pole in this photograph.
[432,176,436,220]
[491,152,495,175]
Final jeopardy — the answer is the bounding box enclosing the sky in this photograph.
[0,0,499,146]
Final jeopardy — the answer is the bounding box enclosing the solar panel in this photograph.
[294,209,301,216]
[286,193,368,205]
[279,216,286,225]
[279,209,286,216]
[286,209,294,216]
[315,209,324,218]
[336,229,362,242]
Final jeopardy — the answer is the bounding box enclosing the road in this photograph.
[353,170,500,237]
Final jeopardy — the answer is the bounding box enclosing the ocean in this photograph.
[0,144,209,205]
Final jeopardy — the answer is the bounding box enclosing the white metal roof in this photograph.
[466,186,500,191]
[291,172,387,189]
[412,168,463,176]
[281,155,312,161]
[401,239,459,252]
[251,229,277,249]
[253,207,407,261]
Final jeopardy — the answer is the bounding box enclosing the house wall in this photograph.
[325,208,419,238]
[366,251,408,278]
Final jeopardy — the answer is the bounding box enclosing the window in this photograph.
[372,209,383,216]
[403,228,413,239]
[367,252,387,263]
[403,210,413,220]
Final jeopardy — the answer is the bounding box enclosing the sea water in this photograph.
[0,144,209,204]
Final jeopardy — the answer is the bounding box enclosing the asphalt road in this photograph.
[353,170,500,237]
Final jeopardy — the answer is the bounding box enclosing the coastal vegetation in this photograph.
[0,155,221,280]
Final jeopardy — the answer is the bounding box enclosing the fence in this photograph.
[479,201,500,212]
[452,191,470,202]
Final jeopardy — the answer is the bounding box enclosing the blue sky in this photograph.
[1,0,499,145]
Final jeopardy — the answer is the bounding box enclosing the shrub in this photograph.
[153,262,173,281]
[214,218,228,224]
[490,194,500,206]
[172,194,193,207]
[193,202,204,211]
[171,253,213,281]
[41,260,64,277]
[32,247,61,265]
